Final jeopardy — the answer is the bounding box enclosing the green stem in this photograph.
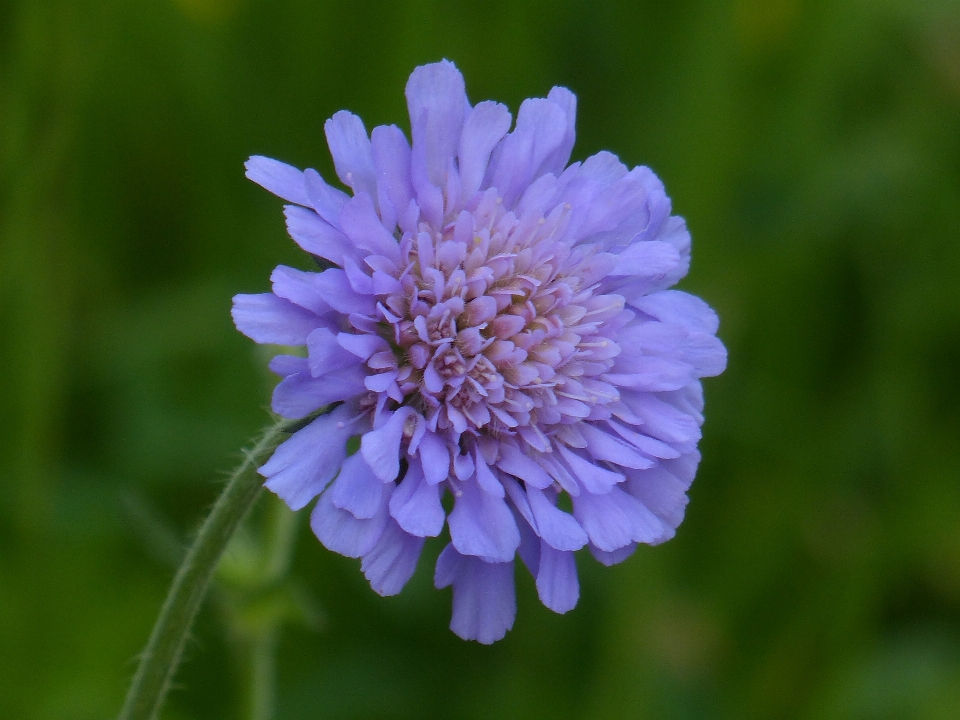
[248,498,300,720]
[118,416,292,720]
[249,627,280,720]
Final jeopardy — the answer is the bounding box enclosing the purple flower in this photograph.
[233,60,726,643]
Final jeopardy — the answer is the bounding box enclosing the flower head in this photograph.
[233,60,726,643]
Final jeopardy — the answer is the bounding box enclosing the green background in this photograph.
[3,0,960,718]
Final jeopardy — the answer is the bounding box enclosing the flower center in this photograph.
[367,191,624,449]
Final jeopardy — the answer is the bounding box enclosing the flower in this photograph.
[233,60,726,644]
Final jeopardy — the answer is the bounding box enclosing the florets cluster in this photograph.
[233,61,726,643]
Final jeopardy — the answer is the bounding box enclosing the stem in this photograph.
[248,498,300,720]
[119,416,292,720]
[249,627,279,720]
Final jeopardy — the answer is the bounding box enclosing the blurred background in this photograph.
[2,0,960,718]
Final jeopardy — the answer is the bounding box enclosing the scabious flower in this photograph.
[233,60,726,643]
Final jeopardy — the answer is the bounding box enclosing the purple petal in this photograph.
[310,481,391,558]
[540,86,577,177]
[435,544,516,645]
[418,431,451,485]
[526,486,587,551]
[302,168,349,227]
[245,156,309,206]
[474,454,504,498]
[361,519,425,596]
[270,265,329,315]
[579,423,655,470]
[311,268,377,316]
[284,205,356,266]
[606,419,681,459]
[408,114,445,228]
[268,354,307,377]
[361,407,416,482]
[434,541,461,589]
[337,332,389,360]
[678,332,728,378]
[536,543,579,614]
[620,392,702,445]
[371,124,413,227]
[589,542,637,566]
[324,110,378,201]
[458,101,512,201]
[405,60,467,187]
[572,485,669,551]
[489,97,567,207]
[608,240,682,278]
[329,452,384,519]
[271,365,365,419]
[495,444,554,489]
[306,327,361,376]
[448,479,520,562]
[338,192,401,264]
[388,460,445,537]
[557,444,623,494]
[625,464,689,532]
[630,289,720,335]
[231,293,321,345]
[603,356,696,392]
[259,404,358,510]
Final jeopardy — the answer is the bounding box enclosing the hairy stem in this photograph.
[118,417,292,720]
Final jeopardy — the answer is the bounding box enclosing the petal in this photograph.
[302,168,350,227]
[526,486,588,551]
[536,543,579,614]
[448,479,520,562]
[557,444,624,494]
[360,407,417,482]
[324,110,378,201]
[589,542,637,566]
[245,156,309,206]
[405,60,467,187]
[271,365,365,419]
[620,392,702,445]
[259,404,357,511]
[488,97,567,207]
[607,240,683,278]
[606,419,681,460]
[388,460,445,537]
[434,541,461,589]
[458,100,512,201]
[337,331,390,360]
[268,354,307,377]
[311,268,377,316]
[474,454,505,498]
[578,423,656,470]
[630,289,720,335]
[329,452,384,519]
[418,431,451,485]
[283,205,356,266]
[603,356,696,392]
[338,192,401,264]
[435,544,516,645]
[371,124,413,227]
[539,86,577,177]
[624,464,689,532]
[271,265,330,315]
[360,519,425,596]
[306,327,361,376]
[231,293,320,345]
[678,331,728,378]
[495,443,554,489]
[310,481,391,558]
[572,485,670,551]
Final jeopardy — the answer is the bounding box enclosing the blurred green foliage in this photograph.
[2,0,960,718]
